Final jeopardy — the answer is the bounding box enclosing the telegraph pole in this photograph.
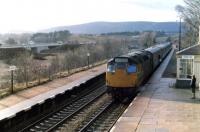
[179,17,182,51]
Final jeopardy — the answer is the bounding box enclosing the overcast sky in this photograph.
[0,0,184,33]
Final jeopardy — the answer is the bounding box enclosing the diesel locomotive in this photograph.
[106,42,172,99]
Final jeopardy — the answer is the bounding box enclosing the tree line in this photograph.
[31,30,71,43]
[101,31,140,36]
[1,30,71,45]
[0,39,129,91]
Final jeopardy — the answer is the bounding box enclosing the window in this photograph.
[115,58,128,69]
[107,65,115,73]
[127,65,137,73]
[115,58,128,63]
[115,62,127,69]
[179,59,193,78]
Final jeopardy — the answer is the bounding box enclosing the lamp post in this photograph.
[179,17,182,51]
[87,53,90,69]
[9,65,17,94]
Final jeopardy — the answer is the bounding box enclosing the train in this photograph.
[106,42,172,100]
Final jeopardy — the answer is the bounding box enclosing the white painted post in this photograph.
[87,53,90,69]
[177,58,180,79]
[199,25,200,44]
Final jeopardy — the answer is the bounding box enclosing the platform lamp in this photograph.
[9,65,17,94]
[87,53,90,69]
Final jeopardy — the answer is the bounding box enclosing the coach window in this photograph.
[179,57,193,79]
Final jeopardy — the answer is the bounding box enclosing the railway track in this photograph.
[20,79,131,132]
[20,81,106,132]
[54,94,112,131]
[79,102,128,132]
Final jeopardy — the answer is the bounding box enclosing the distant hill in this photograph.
[42,21,180,34]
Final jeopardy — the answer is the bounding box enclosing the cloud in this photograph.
[121,0,184,10]
[0,0,184,33]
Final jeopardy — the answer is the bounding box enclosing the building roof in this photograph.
[176,44,200,55]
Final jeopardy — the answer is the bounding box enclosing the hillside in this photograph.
[42,21,180,34]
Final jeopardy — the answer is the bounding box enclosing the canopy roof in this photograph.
[176,44,200,55]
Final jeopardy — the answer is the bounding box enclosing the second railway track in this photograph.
[20,80,106,132]
[54,93,112,132]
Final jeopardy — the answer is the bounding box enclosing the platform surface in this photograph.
[0,64,106,120]
[111,49,200,132]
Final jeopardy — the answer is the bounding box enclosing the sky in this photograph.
[0,0,184,33]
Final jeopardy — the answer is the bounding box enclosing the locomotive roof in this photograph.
[145,45,161,53]
[119,50,145,57]
[112,42,171,64]
[145,42,171,53]
[116,50,150,64]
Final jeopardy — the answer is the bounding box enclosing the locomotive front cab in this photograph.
[106,57,138,88]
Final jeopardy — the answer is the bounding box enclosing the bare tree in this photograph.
[11,52,31,87]
[175,0,200,46]
[5,38,17,45]
[139,32,156,48]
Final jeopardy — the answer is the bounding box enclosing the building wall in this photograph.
[176,55,200,87]
[194,62,200,87]
[194,55,200,87]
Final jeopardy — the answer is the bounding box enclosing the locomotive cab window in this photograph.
[127,65,137,73]
[107,64,115,73]
[107,61,115,73]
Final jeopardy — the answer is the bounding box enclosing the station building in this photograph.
[176,44,200,88]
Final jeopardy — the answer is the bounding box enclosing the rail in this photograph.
[20,81,105,131]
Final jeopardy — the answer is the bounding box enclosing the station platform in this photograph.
[0,64,106,116]
[111,49,200,132]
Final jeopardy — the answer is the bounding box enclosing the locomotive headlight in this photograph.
[127,65,136,73]
[107,65,115,73]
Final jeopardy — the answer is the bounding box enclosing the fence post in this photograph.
[11,70,14,93]
[9,65,16,94]
[38,68,41,84]
[25,66,28,88]
[67,65,70,74]
[48,67,51,81]
[87,53,90,69]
